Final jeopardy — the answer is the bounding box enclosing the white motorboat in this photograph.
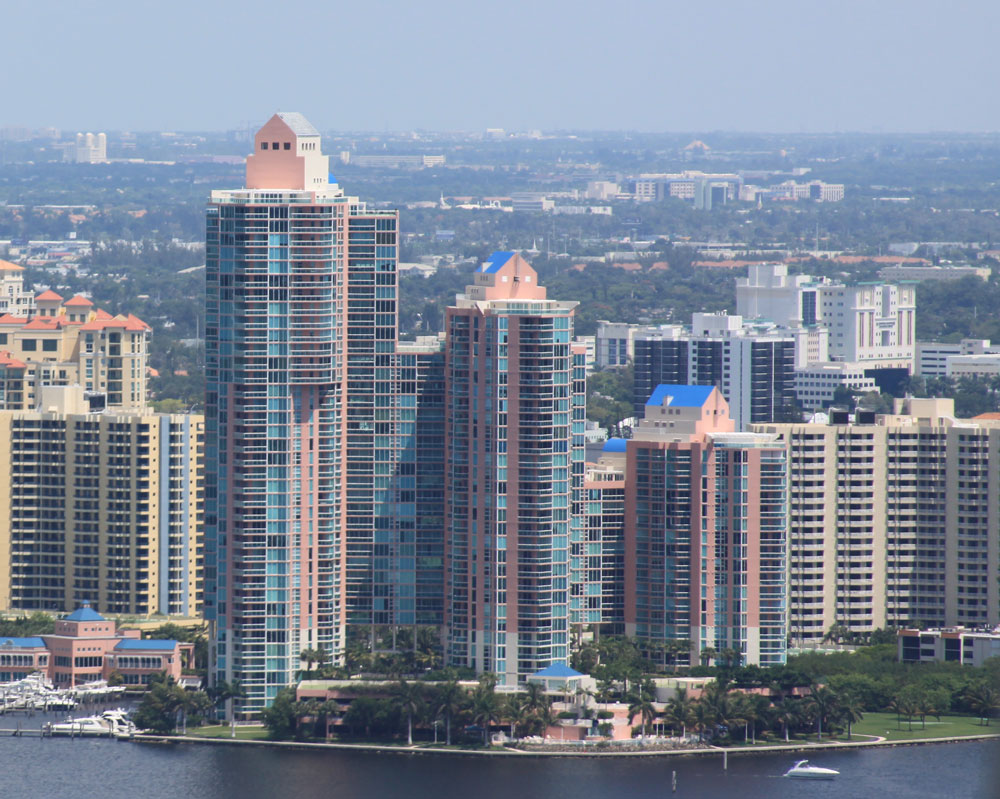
[783,760,839,780]
[49,708,136,738]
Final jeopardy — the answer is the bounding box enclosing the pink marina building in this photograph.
[0,603,192,685]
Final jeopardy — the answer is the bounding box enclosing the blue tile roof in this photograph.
[114,639,178,651]
[480,251,516,274]
[602,437,628,453]
[64,604,106,622]
[645,384,715,408]
[0,637,45,648]
[531,663,584,679]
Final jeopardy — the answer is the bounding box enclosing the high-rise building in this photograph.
[624,385,788,667]
[443,252,585,686]
[818,282,915,370]
[754,398,1000,644]
[632,313,796,429]
[0,385,203,616]
[70,132,107,164]
[736,263,823,329]
[576,440,627,633]
[379,337,446,631]
[0,290,150,412]
[206,112,401,712]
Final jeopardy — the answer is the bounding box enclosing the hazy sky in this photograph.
[4,0,999,133]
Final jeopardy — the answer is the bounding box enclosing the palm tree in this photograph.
[503,693,526,740]
[838,693,865,740]
[627,691,657,737]
[773,699,798,743]
[472,687,502,746]
[434,679,465,746]
[692,698,717,742]
[665,639,692,673]
[211,679,247,736]
[698,647,718,668]
[525,681,548,713]
[596,678,617,708]
[888,692,915,731]
[663,686,694,739]
[318,699,339,740]
[392,679,423,745]
[298,647,327,678]
[744,693,772,744]
[805,686,839,740]
[966,682,1000,727]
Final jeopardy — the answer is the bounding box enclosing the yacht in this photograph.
[49,708,136,739]
[783,760,840,780]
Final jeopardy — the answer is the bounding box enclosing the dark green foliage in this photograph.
[133,673,213,734]
[0,612,54,638]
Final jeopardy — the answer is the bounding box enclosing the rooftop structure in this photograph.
[0,290,150,413]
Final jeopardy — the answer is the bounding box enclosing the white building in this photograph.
[71,133,107,164]
[736,263,828,367]
[595,321,685,368]
[818,283,915,370]
[916,339,1000,377]
[794,362,877,409]
[510,192,555,212]
[947,354,1000,378]
[736,263,823,328]
[586,180,620,201]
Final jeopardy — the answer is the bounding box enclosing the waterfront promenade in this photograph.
[132,729,1000,758]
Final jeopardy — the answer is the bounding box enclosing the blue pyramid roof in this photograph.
[645,384,715,408]
[480,251,516,274]
[64,603,106,622]
[531,662,584,679]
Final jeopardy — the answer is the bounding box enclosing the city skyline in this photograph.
[4,1,1000,133]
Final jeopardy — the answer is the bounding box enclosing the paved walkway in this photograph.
[133,731,998,758]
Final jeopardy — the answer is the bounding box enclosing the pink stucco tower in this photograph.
[443,252,586,686]
[624,385,788,667]
[206,113,399,712]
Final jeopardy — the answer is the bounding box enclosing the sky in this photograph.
[4,0,999,133]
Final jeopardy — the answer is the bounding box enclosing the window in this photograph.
[43,339,57,352]
[272,142,279,149]
[260,142,267,150]
[283,142,290,150]
[21,339,36,351]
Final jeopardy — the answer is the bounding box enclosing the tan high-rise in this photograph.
[0,386,203,616]
[754,398,1000,644]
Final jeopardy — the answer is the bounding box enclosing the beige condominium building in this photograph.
[754,398,999,644]
[0,287,150,412]
[0,383,204,618]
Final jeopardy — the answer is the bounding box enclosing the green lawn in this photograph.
[833,712,995,742]
[182,724,271,740]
